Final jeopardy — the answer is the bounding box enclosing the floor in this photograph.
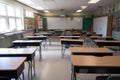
[23,36,120,80]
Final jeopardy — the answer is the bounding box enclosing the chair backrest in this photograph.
[107,76,120,80]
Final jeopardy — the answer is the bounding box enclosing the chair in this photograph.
[107,76,120,80]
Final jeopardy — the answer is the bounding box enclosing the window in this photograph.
[0,3,6,16]
[9,18,16,30]
[25,10,33,18]
[0,3,24,33]
[16,18,23,30]
[0,17,7,32]
[15,8,22,17]
[7,6,15,16]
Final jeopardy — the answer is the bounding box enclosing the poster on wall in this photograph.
[112,15,119,31]
[118,16,120,31]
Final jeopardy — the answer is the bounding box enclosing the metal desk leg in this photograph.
[22,72,25,80]
[61,44,64,58]
[39,44,42,60]
[32,57,36,76]
[71,65,76,80]
[28,61,31,80]
[30,60,33,80]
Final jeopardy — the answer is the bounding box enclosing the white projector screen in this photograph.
[47,17,82,30]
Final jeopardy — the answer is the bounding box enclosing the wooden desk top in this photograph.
[25,36,47,38]
[34,32,52,35]
[69,47,113,53]
[13,40,42,43]
[0,48,37,54]
[94,40,120,43]
[98,36,112,38]
[71,55,120,67]
[90,36,100,38]
[60,39,84,42]
[59,36,80,38]
[0,57,26,70]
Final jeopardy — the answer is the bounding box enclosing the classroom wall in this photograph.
[93,16,108,36]
[47,17,82,30]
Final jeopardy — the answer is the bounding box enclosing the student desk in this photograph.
[69,47,113,56]
[90,36,100,40]
[25,36,48,48]
[0,48,37,80]
[71,55,120,80]
[0,57,26,80]
[34,32,52,36]
[94,40,120,50]
[12,40,42,60]
[97,36,113,40]
[59,36,80,39]
[94,40,120,47]
[25,36,47,40]
[34,33,52,44]
[60,39,84,58]
[87,33,102,37]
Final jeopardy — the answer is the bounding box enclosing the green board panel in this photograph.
[43,18,47,30]
[82,18,93,31]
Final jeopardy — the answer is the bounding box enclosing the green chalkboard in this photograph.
[82,18,93,31]
[43,18,47,30]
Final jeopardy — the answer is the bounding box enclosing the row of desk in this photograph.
[0,35,49,80]
[59,35,120,80]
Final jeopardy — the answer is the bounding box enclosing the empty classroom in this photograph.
[0,0,120,80]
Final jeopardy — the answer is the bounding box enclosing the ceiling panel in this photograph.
[16,0,120,14]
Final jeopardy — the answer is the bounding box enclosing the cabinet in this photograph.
[34,16,43,32]
[25,17,34,31]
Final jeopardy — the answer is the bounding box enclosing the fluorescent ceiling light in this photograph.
[17,0,44,10]
[81,6,87,9]
[88,0,100,4]
[17,0,35,5]
[44,10,49,13]
[76,10,82,12]
[32,6,44,10]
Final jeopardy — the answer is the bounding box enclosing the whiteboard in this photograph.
[47,17,82,30]
[93,16,108,37]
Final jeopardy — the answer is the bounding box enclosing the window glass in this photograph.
[15,8,22,17]
[0,3,24,33]
[9,18,16,30]
[25,10,33,18]
[16,18,23,30]
[0,17,7,32]
[0,4,6,16]
[7,6,15,16]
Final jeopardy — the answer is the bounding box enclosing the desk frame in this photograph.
[61,39,83,58]
[71,56,120,80]
[0,57,26,80]
[13,40,42,60]
[0,48,37,80]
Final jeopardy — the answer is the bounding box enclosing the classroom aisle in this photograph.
[23,37,120,80]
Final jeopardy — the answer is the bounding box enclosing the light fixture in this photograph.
[81,6,87,9]
[44,10,49,13]
[17,0,44,10]
[33,6,44,10]
[17,0,35,5]
[76,10,82,12]
[88,0,100,4]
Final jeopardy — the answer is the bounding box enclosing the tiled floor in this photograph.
[23,37,120,80]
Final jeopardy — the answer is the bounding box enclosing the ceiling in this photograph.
[16,0,120,14]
